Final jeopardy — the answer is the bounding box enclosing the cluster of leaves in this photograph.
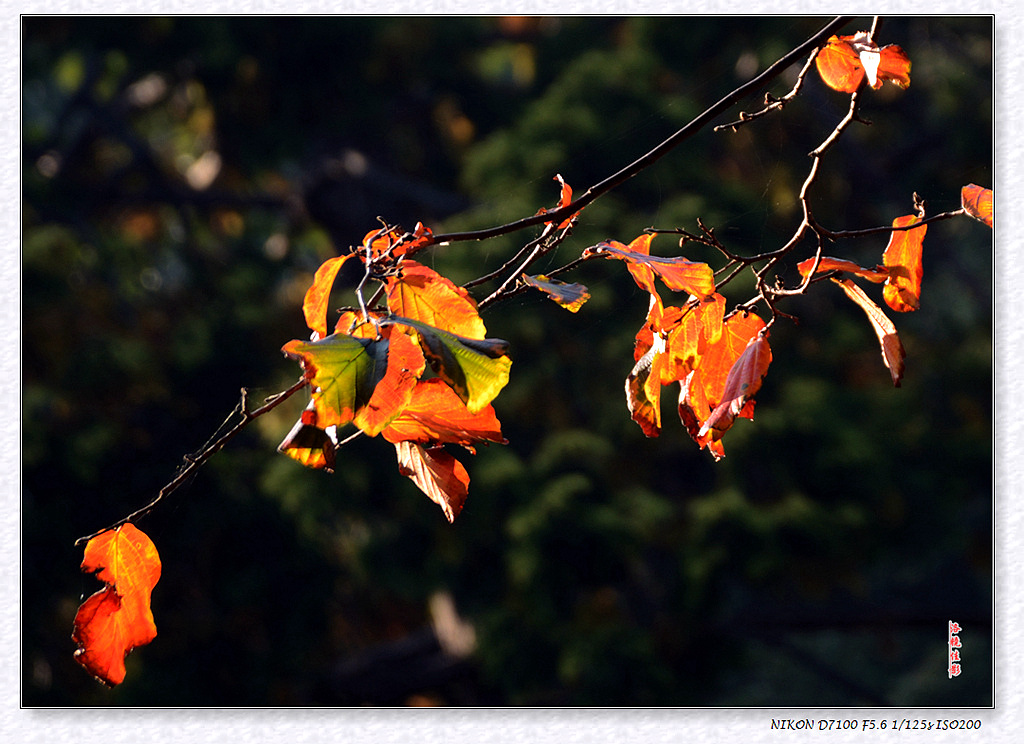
[69,20,992,689]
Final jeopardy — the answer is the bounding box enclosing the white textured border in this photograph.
[5,3,1019,742]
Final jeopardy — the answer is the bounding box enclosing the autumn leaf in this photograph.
[521,273,591,312]
[382,378,506,449]
[386,261,487,338]
[535,173,581,229]
[303,253,356,339]
[797,256,889,284]
[277,399,337,472]
[699,330,772,440]
[282,325,425,435]
[815,32,911,93]
[678,311,767,460]
[882,215,926,312]
[395,441,470,523]
[626,294,726,437]
[961,184,993,228]
[72,524,161,686]
[832,277,906,387]
[389,316,512,413]
[583,235,716,299]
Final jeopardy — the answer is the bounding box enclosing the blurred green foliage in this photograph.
[22,16,991,706]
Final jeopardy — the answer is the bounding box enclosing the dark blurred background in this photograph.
[22,16,992,706]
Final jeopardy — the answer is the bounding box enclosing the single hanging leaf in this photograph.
[278,399,337,472]
[386,261,487,338]
[535,173,581,229]
[521,273,591,312]
[583,236,716,299]
[302,254,357,339]
[678,311,766,460]
[72,524,161,686]
[815,32,911,93]
[832,277,906,387]
[699,330,772,439]
[797,256,889,284]
[389,316,512,413]
[382,378,506,448]
[961,184,993,228]
[882,215,926,312]
[395,441,471,523]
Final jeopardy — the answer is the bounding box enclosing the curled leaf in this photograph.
[584,235,716,298]
[521,273,590,312]
[302,254,356,339]
[72,524,161,686]
[832,277,905,387]
[382,378,506,448]
[278,399,337,472]
[961,184,993,228]
[395,441,470,523]
[882,215,926,313]
[699,331,772,439]
[797,256,889,284]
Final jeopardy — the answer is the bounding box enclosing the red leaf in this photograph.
[382,378,506,448]
[882,215,926,312]
[72,524,161,686]
[678,311,767,459]
[699,331,772,439]
[961,184,993,228]
[535,174,581,229]
[395,441,471,523]
[816,32,911,93]
[302,254,356,339]
[832,277,906,387]
[797,256,889,284]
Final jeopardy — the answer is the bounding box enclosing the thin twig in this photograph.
[74,376,308,546]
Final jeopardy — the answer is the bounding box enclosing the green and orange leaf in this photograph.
[961,184,993,228]
[833,277,906,387]
[882,215,926,312]
[72,524,161,686]
[390,316,512,413]
[521,273,591,312]
[816,32,911,93]
[395,441,471,523]
[386,261,487,338]
[277,399,337,472]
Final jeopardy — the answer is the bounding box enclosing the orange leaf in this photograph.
[72,524,161,686]
[302,254,356,338]
[699,331,772,439]
[353,326,426,436]
[535,174,581,229]
[882,215,926,312]
[816,32,911,93]
[278,399,337,471]
[678,311,766,459]
[961,184,993,228]
[797,256,889,284]
[382,378,506,448]
[584,235,716,298]
[832,277,906,387]
[521,273,591,312]
[386,261,487,339]
[395,441,470,523]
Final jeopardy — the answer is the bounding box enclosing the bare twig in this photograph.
[74,376,308,546]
